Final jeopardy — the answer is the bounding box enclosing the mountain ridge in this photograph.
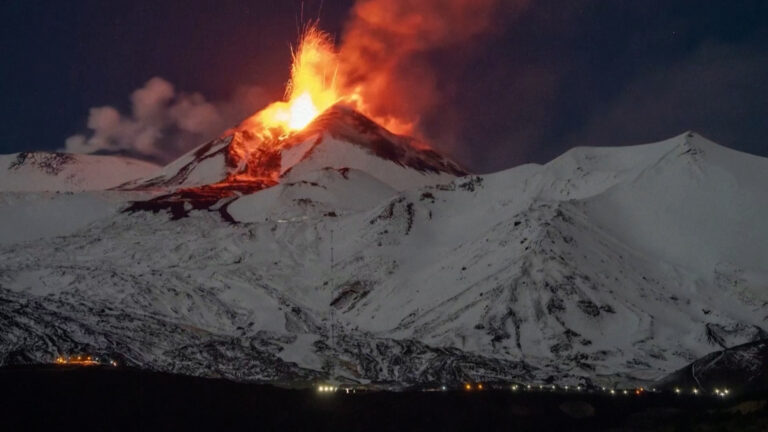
[0,120,766,389]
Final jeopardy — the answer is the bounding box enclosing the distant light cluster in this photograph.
[317,385,337,393]
[54,354,118,367]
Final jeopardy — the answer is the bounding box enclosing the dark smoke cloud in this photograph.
[65,77,267,162]
[566,42,768,152]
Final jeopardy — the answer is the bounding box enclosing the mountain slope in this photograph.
[0,126,766,388]
[0,152,159,192]
[120,105,466,221]
[658,338,768,395]
[124,105,466,192]
[0,152,160,245]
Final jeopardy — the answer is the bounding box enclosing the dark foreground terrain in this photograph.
[1,366,767,431]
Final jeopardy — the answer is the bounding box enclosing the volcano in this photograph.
[1,123,767,390]
[121,105,467,220]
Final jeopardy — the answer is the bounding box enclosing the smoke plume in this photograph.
[67,1,525,162]
[65,77,267,161]
[336,0,521,135]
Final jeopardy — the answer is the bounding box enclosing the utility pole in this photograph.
[329,229,335,353]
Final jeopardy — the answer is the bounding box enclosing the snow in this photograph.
[0,152,159,192]
[229,167,398,223]
[277,334,323,370]
[127,136,232,189]
[581,133,768,272]
[282,135,459,190]
[1,129,767,388]
[0,192,124,245]
[0,152,159,245]
[279,136,317,176]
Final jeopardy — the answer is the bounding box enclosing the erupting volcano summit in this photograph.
[119,25,466,219]
[122,104,466,220]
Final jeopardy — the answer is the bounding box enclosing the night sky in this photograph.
[2,0,767,172]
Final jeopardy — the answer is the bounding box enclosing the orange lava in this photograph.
[228,22,431,183]
[239,25,342,141]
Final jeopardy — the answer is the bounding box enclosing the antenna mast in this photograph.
[329,229,335,353]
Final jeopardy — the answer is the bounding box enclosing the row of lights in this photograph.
[516,384,732,398]
[600,386,647,396]
[319,382,732,397]
[510,384,583,392]
[317,385,337,393]
[509,384,589,392]
[673,387,730,397]
[317,386,360,394]
[513,385,730,398]
[504,384,730,398]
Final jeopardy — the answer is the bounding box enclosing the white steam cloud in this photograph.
[65,77,267,161]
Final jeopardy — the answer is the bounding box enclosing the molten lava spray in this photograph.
[240,25,341,138]
[239,0,509,142]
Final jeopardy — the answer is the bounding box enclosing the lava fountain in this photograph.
[239,25,343,138]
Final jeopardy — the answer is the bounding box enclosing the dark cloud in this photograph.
[429,0,768,172]
[566,43,768,153]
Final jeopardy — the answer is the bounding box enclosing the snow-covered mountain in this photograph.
[0,151,159,192]
[123,105,465,191]
[0,152,159,244]
[1,108,766,389]
[658,338,768,395]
